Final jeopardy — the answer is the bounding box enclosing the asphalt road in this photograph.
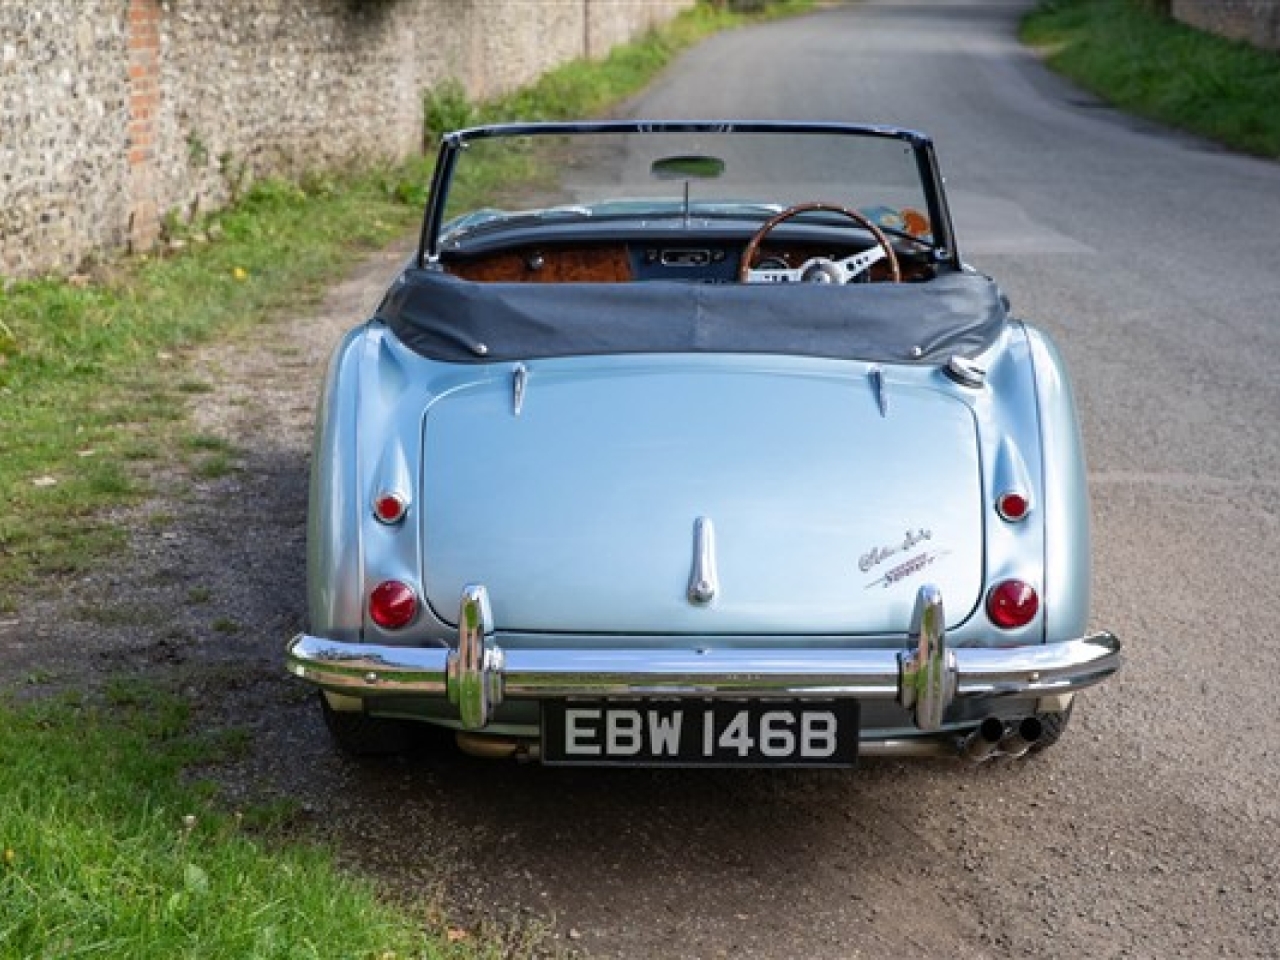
[19,2,1274,958]
[527,2,1280,955]
[273,4,1277,957]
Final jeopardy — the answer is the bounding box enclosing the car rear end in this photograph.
[290,313,1119,765]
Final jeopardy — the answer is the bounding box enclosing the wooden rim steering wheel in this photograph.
[738,201,901,284]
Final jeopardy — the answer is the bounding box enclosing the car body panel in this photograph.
[421,358,984,635]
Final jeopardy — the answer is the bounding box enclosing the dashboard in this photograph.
[441,239,935,284]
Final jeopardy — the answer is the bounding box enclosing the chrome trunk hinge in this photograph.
[687,516,719,605]
[512,363,528,416]
[868,365,888,418]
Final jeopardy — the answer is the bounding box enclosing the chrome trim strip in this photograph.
[687,516,719,605]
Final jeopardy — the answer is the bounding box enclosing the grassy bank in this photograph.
[0,3,809,957]
[1022,0,1280,158]
[0,178,419,613]
[0,688,476,959]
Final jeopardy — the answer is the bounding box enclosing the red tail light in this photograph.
[369,580,417,629]
[986,579,1039,629]
[373,492,407,525]
[996,491,1030,522]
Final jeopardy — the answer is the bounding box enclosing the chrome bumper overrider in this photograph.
[286,584,1121,733]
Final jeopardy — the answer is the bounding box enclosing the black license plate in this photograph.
[541,700,858,767]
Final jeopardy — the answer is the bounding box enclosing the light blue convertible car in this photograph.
[286,121,1121,766]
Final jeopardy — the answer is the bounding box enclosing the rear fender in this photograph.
[1024,325,1092,641]
[307,327,366,641]
[309,322,466,645]
[963,322,1047,644]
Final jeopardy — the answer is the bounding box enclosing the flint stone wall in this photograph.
[1171,0,1280,51]
[0,0,693,278]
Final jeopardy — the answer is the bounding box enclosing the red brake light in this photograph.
[369,580,417,629]
[996,491,1030,522]
[373,493,407,525]
[987,579,1039,629]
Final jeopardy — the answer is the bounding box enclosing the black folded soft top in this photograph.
[376,269,1007,365]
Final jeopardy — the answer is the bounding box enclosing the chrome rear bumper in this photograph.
[287,584,1121,733]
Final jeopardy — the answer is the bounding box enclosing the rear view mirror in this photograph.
[651,155,726,181]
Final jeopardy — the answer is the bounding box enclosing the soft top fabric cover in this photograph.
[376,269,1007,365]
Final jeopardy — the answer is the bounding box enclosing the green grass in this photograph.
[1022,0,1280,157]
[0,688,479,959]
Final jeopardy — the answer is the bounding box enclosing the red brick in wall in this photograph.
[127,0,161,252]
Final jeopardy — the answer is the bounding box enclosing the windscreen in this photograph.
[438,128,935,246]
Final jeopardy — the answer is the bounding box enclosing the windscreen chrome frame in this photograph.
[415,121,962,270]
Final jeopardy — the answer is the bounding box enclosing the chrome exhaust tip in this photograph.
[996,716,1044,759]
[960,716,1007,763]
[960,715,1045,762]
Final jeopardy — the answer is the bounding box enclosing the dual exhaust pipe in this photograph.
[960,715,1044,762]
